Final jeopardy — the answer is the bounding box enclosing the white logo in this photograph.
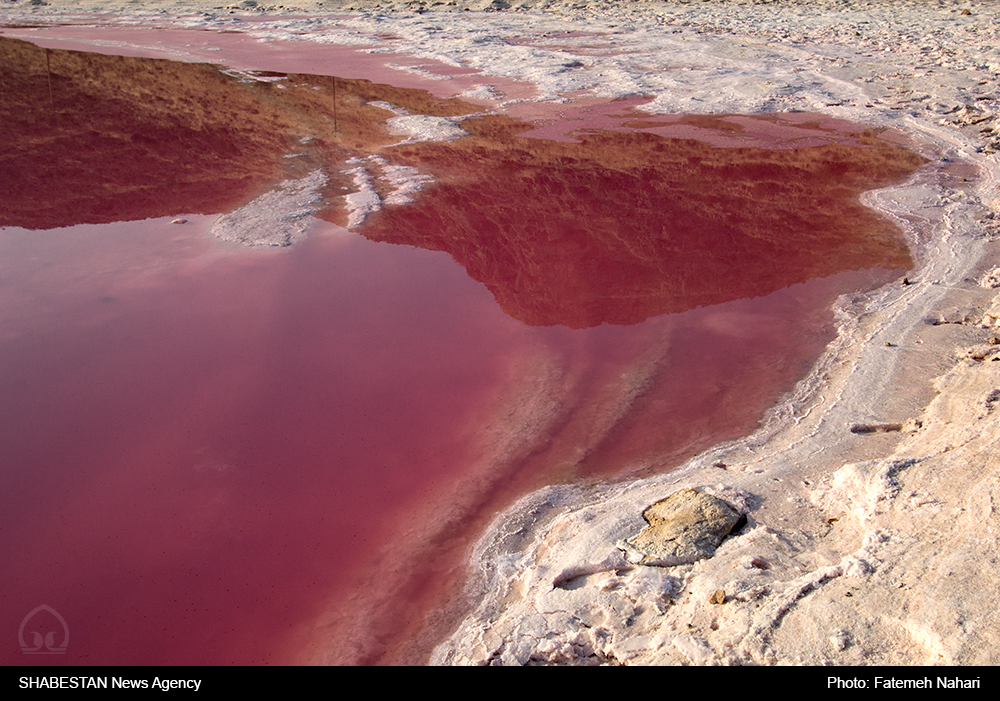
[19,605,69,655]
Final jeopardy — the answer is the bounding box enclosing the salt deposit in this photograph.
[373,156,433,206]
[211,170,327,247]
[343,158,382,228]
[386,113,467,143]
[366,99,468,144]
[220,67,289,83]
[342,154,434,227]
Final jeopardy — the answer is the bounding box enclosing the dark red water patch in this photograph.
[0,36,291,229]
[0,35,478,230]
[357,114,922,328]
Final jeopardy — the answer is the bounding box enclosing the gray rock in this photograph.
[621,489,742,567]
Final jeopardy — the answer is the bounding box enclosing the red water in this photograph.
[0,30,919,666]
[1,219,519,664]
[0,215,896,666]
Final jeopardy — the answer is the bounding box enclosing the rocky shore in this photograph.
[4,0,999,665]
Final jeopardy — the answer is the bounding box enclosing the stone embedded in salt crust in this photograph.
[622,489,742,567]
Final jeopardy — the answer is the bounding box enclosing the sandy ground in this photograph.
[4,0,1000,665]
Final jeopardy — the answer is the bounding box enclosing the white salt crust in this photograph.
[342,154,433,228]
[210,170,327,247]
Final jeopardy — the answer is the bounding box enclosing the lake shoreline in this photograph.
[4,0,999,665]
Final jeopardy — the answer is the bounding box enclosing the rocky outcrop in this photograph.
[619,490,742,567]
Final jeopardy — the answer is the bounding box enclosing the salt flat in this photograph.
[3,0,999,665]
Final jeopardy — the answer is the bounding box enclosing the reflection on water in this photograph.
[0,35,472,230]
[359,114,920,327]
[0,35,924,665]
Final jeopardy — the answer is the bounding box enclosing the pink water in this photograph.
[1,218,519,664]
[0,29,916,666]
[0,214,899,665]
